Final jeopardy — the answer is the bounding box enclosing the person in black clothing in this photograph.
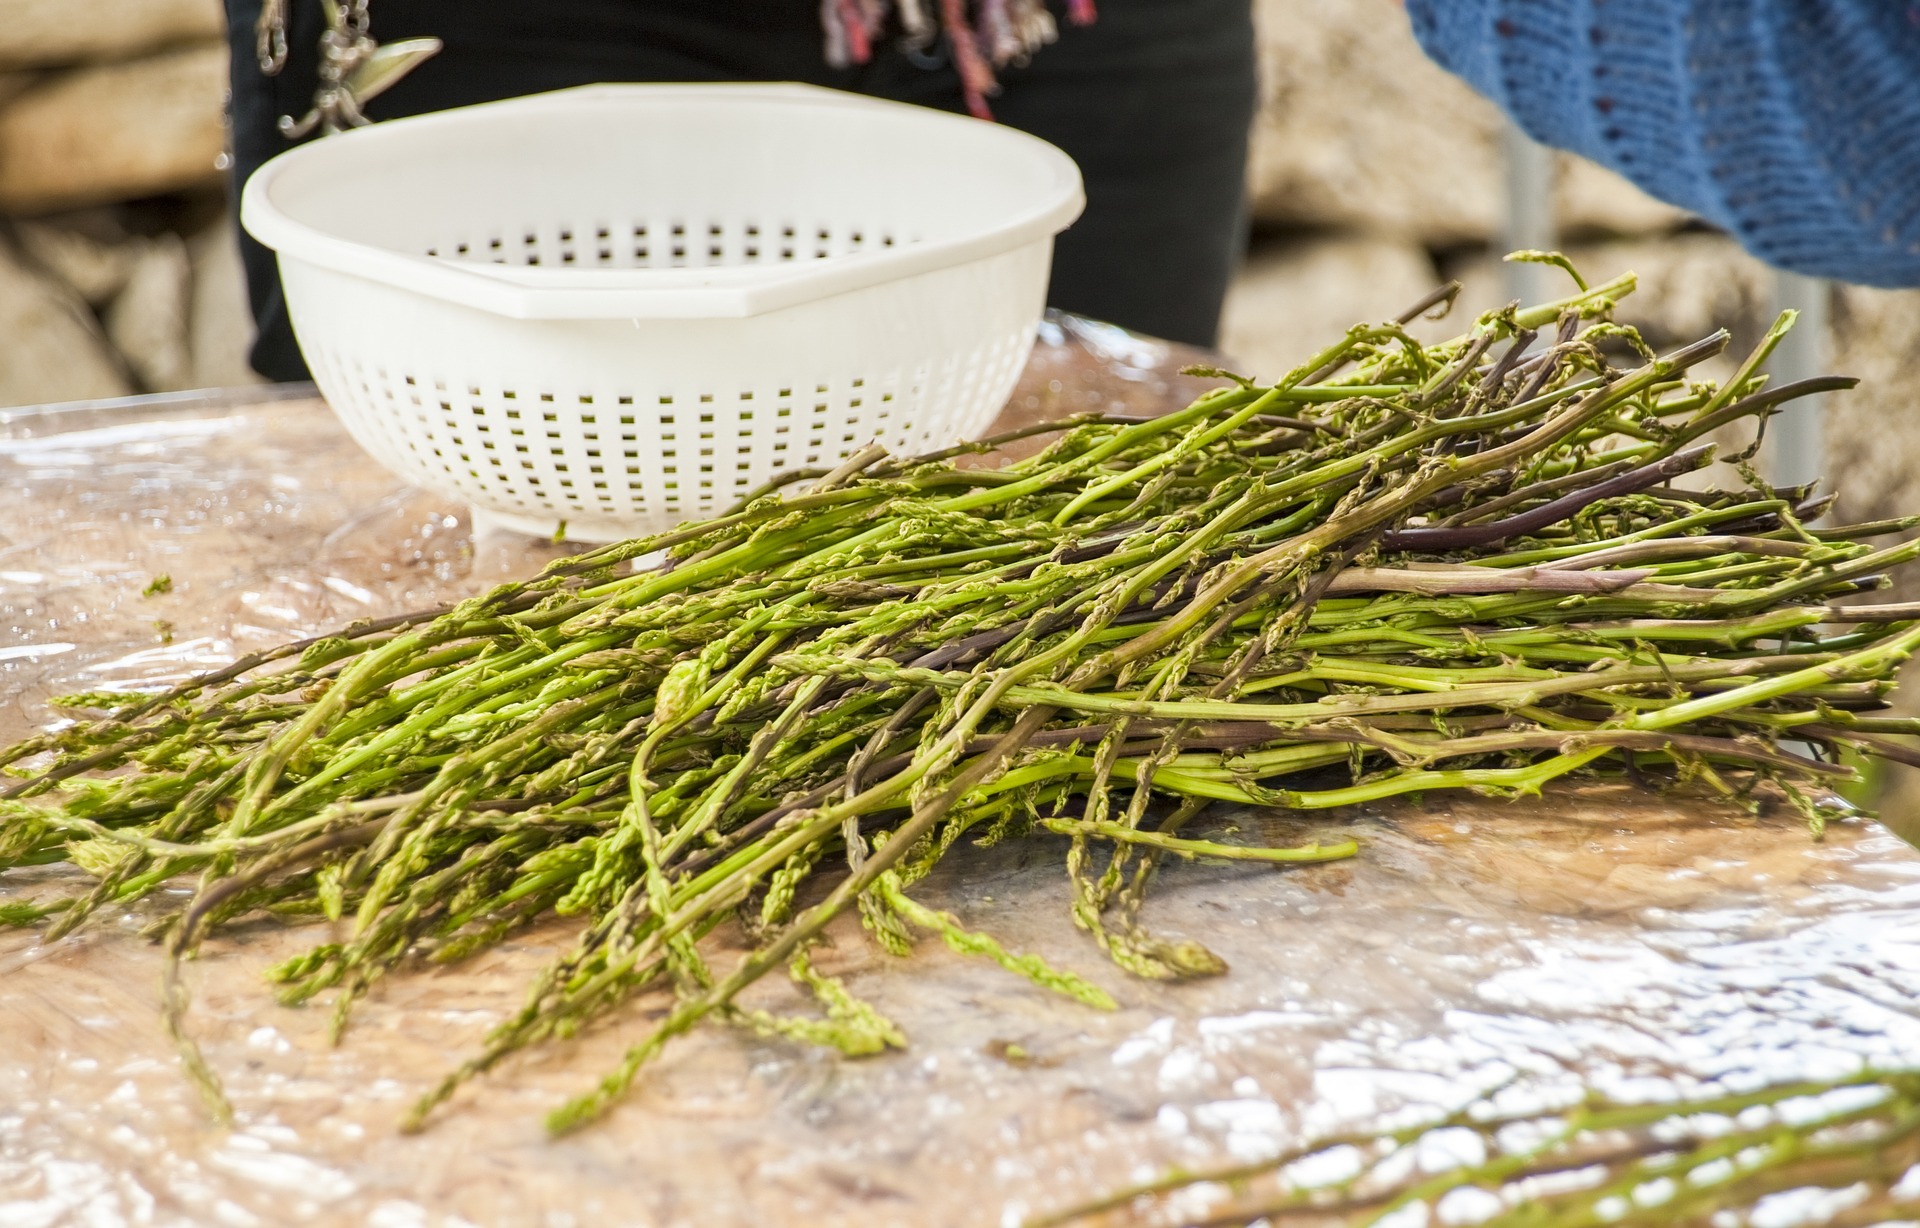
[222,0,1257,382]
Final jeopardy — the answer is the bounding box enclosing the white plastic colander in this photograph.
[240,83,1084,541]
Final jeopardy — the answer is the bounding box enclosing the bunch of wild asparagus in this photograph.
[5,267,1919,1133]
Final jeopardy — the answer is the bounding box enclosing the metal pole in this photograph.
[1764,269,1830,495]
[1501,120,1558,308]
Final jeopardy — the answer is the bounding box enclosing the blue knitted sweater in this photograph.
[1404,0,1920,286]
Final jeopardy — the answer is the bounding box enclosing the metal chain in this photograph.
[256,0,440,140]
[256,0,289,73]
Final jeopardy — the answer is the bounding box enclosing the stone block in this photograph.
[0,237,133,407]
[104,230,193,392]
[1828,286,1920,533]
[0,43,227,213]
[1248,0,1502,243]
[0,0,224,68]
[1218,235,1438,382]
[1557,155,1691,241]
[1247,0,1690,245]
[188,214,265,389]
[12,210,141,306]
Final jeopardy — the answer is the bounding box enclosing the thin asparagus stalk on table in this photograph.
[1031,1068,1920,1227]
[3,262,1919,1139]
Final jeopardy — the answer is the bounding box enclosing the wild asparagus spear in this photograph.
[1030,1068,1920,1228]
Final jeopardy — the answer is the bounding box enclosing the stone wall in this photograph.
[0,0,256,407]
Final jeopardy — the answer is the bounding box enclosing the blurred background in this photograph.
[5,0,1919,826]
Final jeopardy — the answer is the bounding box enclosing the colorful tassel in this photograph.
[816,0,1092,119]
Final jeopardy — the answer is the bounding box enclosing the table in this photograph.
[3,321,1918,1228]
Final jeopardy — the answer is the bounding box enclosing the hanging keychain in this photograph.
[256,0,442,138]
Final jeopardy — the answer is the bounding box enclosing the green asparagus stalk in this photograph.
[1030,1068,1920,1227]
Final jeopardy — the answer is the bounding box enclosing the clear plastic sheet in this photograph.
[3,319,1919,1228]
